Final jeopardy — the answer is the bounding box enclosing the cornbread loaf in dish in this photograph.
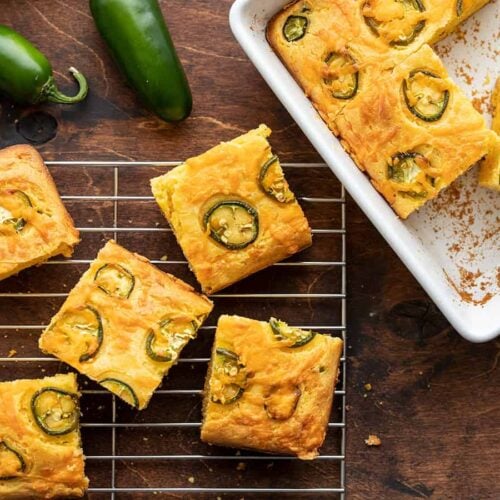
[0,373,88,498]
[201,315,343,460]
[479,78,500,191]
[39,240,213,410]
[151,125,312,294]
[267,0,495,218]
[0,144,79,281]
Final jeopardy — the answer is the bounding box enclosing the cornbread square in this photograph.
[151,125,312,294]
[335,44,495,218]
[0,373,88,498]
[0,145,79,281]
[479,78,500,190]
[267,0,455,74]
[39,240,213,410]
[201,315,343,460]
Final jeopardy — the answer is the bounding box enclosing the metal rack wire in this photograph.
[0,161,346,498]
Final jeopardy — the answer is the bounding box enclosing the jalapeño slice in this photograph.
[204,200,258,250]
[388,152,427,183]
[403,70,450,122]
[31,387,79,436]
[94,263,135,298]
[0,190,32,233]
[363,0,426,47]
[270,317,315,347]
[210,348,246,405]
[146,317,199,363]
[323,52,359,100]
[0,441,26,480]
[264,385,302,420]
[282,15,308,42]
[259,155,295,203]
[56,306,103,362]
[99,378,139,408]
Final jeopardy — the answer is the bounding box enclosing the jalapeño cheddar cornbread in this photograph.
[479,78,500,190]
[151,125,312,294]
[268,1,495,218]
[0,373,88,498]
[336,44,494,217]
[201,315,343,459]
[0,145,79,281]
[39,240,213,410]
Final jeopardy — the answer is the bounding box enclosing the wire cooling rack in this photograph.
[0,161,346,499]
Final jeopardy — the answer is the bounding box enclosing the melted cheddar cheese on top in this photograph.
[201,315,343,460]
[39,240,213,410]
[151,125,312,294]
[0,373,88,499]
[268,0,496,218]
[0,145,79,281]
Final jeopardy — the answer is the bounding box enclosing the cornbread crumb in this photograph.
[236,462,246,471]
[188,476,195,484]
[365,434,382,447]
[160,255,168,261]
[364,383,372,392]
[7,349,17,357]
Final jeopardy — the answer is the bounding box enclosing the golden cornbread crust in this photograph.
[151,125,312,294]
[0,145,80,280]
[267,1,495,218]
[479,78,500,190]
[201,315,343,460]
[39,240,213,410]
[0,373,88,499]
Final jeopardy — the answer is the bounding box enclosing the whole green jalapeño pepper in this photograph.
[90,0,192,122]
[0,25,88,105]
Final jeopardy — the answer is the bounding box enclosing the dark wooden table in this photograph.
[1,1,499,498]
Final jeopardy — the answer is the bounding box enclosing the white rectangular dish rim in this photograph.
[229,0,500,343]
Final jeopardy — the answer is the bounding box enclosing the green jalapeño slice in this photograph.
[388,152,428,183]
[403,69,450,122]
[99,378,139,408]
[323,52,359,100]
[31,387,79,436]
[264,385,302,420]
[259,155,295,203]
[282,15,308,42]
[94,263,135,298]
[146,317,200,363]
[0,189,32,233]
[56,306,103,362]
[210,348,247,405]
[270,317,315,347]
[204,200,259,250]
[363,0,426,47]
[0,441,26,480]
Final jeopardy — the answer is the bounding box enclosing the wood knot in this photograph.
[16,111,58,144]
[385,299,449,344]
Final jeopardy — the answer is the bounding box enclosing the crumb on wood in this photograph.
[236,461,246,472]
[364,383,372,392]
[365,434,381,447]
[188,476,195,484]
[7,349,17,358]
[160,255,168,261]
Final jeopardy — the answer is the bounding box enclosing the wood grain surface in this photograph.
[0,1,499,499]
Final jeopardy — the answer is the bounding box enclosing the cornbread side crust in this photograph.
[267,0,495,218]
[0,144,80,280]
[0,373,88,499]
[201,315,343,460]
[479,78,500,190]
[151,125,312,294]
[39,240,213,410]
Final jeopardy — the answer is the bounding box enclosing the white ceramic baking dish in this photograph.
[229,0,499,342]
